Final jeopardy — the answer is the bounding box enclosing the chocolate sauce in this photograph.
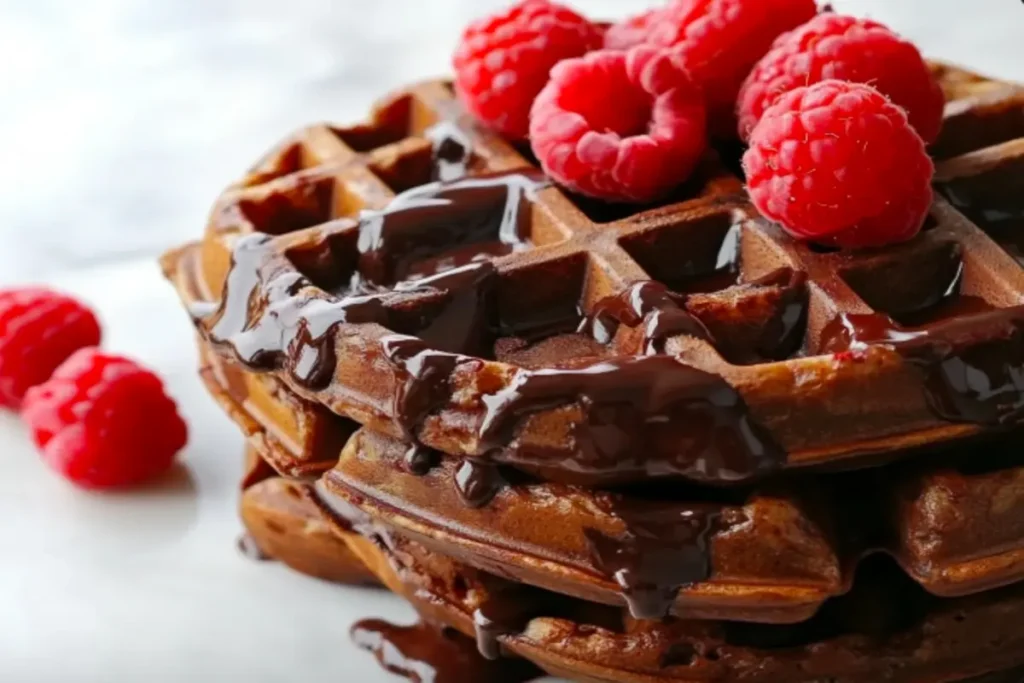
[204,170,546,390]
[206,234,391,389]
[381,335,460,442]
[751,269,809,360]
[579,281,712,354]
[357,171,544,285]
[425,121,474,182]
[351,618,540,683]
[940,179,1024,266]
[472,598,539,661]
[236,533,271,561]
[583,497,744,619]
[820,306,1024,425]
[454,459,506,508]
[479,355,783,485]
[403,444,439,476]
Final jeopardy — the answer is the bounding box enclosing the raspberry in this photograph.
[453,0,602,139]
[22,349,188,489]
[743,80,934,249]
[648,0,818,136]
[0,288,102,408]
[529,47,707,203]
[737,14,945,143]
[604,9,661,50]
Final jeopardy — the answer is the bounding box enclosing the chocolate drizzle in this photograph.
[425,121,474,182]
[583,497,745,619]
[821,306,1024,425]
[356,171,544,285]
[454,459,506,508]
[580,281,712,354]
[472,598,538,661]
[479,355,783,485]
[351,618,540,683]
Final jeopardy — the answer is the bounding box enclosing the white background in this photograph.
[0,1,1021,681]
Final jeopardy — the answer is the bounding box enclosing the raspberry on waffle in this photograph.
[161,61,1024,683]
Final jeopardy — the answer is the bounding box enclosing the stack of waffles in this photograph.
[161,61,1024,683]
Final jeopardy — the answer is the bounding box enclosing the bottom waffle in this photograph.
[236,430,1024,683]
[239,446,376,586]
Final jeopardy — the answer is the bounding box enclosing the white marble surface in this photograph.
[0,1,1021,681]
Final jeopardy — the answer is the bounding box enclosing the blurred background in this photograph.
[0,0,1021,284]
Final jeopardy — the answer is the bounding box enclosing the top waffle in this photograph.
[166,61,1024,488]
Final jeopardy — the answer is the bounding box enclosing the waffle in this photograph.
[161,60,1024,683]
[162,62,1024,490]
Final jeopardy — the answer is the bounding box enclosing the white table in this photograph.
[0,1,1021,681]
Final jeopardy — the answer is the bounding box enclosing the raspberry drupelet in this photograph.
[453,0,602,139]
[737,13,944,143]
[743,80,934,249]
[529,46,707,204]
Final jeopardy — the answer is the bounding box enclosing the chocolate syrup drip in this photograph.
[206,234,390,389]
[580,281,712,354]
[356,171,545,285]
[752,269,809,360]
[820,306,1024,425]
[583,498,745,620]
[352,619,541,683]
[480,355,783,485]
[204,171,545,390]
[425,121,474,182]
[236,533,271,561]
[454,459,507,508]
[403,445,439,476]
[472,598,540,661]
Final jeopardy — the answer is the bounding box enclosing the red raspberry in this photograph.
[649,0,818,136]
[743,80,934,249]
[604,9,661,50]
[22,349,188,489]
[0,288,102,408]
[453,0,602,139]
[737,14,945,143]
[529,46,707,203]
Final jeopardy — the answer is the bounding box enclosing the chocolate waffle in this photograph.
[161,60,1024,683]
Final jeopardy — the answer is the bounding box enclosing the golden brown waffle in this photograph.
[223,375,1024,683]
[161,60,1024,683]
[163,62,1024,495]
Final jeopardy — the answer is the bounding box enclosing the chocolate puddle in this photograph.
[352,618,541,683]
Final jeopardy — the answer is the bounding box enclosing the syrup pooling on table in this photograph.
[821,305,1024,425]
[351,618,542,683]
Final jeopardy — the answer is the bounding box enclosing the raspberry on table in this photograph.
[737,13,945,143]
[0,288,102,409]
[22,348,188,490]
[453,0,602,139]
[529,46,707,204]
[647,0,819,136]
[743,80,934,249]
[604,9,662,50]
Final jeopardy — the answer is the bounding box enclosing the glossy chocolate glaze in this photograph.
[352,618,541,683]
[821,305,1024,425]
[202,170,781,486]
[580,281,712,354]
[479,355,783,485]
[356,170,543,285]
[453,459,507,508]
[425,120,474,183]
[583,498,745,620]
